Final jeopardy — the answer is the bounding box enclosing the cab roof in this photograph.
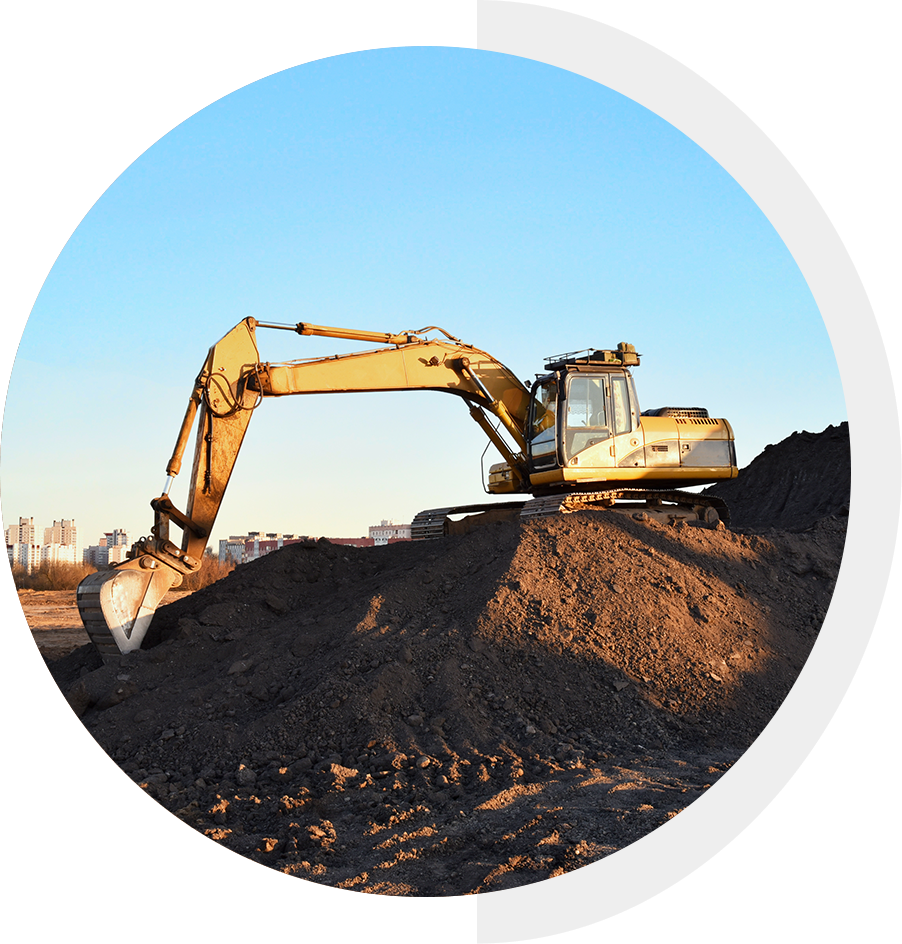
[543,343,640,371]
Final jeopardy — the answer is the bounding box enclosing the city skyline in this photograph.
[5,510,412,571]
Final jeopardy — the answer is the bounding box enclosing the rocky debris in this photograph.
[44,423,848,895]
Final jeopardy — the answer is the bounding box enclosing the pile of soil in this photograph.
[46,423,849,896]
[704,422,850,530]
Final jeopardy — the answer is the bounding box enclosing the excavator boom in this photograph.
[77,318,533,656]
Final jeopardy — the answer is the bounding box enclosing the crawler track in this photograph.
[521,488,731,525]
[411,501,528,540]
[412,489,729,540]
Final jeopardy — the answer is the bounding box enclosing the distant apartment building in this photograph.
[7,542,40,572]
[6,516,40,573]
[106,544,130,565]
[83,545,123,567]
[44,519,77,547]
[83,546,100,567]
[219,531,307,565]
[246,532,307,561]
[368,519,412,546]
[7,516,81,573]
[6,516,35,546]
[218,537,248,565]
[83,528,129,567]
[41,543,79,565]
[104,529,129,548]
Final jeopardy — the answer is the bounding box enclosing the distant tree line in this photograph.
[11,561,97,591]
[179,553,236,590]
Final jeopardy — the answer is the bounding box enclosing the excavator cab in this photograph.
[526,345,643,483]
[519,343,737,495]
[528,369,639,474]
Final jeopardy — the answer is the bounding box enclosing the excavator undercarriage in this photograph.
[411,489,729,540]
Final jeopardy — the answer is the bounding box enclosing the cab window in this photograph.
[565,376,607,428]
[529,379,558,460]
[564,375,611,459]
[611,374,633,434]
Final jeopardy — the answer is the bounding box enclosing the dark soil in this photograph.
[45,422,849,896]
[703,422,850,530]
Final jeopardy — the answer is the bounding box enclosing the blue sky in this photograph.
[1,46,843,549]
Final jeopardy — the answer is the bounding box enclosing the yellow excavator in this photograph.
[76,318,737,658]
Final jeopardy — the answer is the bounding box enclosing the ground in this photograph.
[27,423,849,896]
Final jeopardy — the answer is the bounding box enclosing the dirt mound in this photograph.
[44,422,849,894]
[47,449,846,895]
[704,422,850,531]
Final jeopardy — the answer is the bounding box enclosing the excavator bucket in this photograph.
[76,562,181,661]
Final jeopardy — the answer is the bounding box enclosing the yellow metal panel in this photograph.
[184,319,261,559]
[529,464,738,488]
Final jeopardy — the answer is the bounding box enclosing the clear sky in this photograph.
[1,46,843,551]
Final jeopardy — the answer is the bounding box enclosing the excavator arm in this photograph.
[77,317,532,657]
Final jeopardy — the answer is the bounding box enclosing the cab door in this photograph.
[527,375,562,474]
[562,374,615,468]
[608,372,644,468]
